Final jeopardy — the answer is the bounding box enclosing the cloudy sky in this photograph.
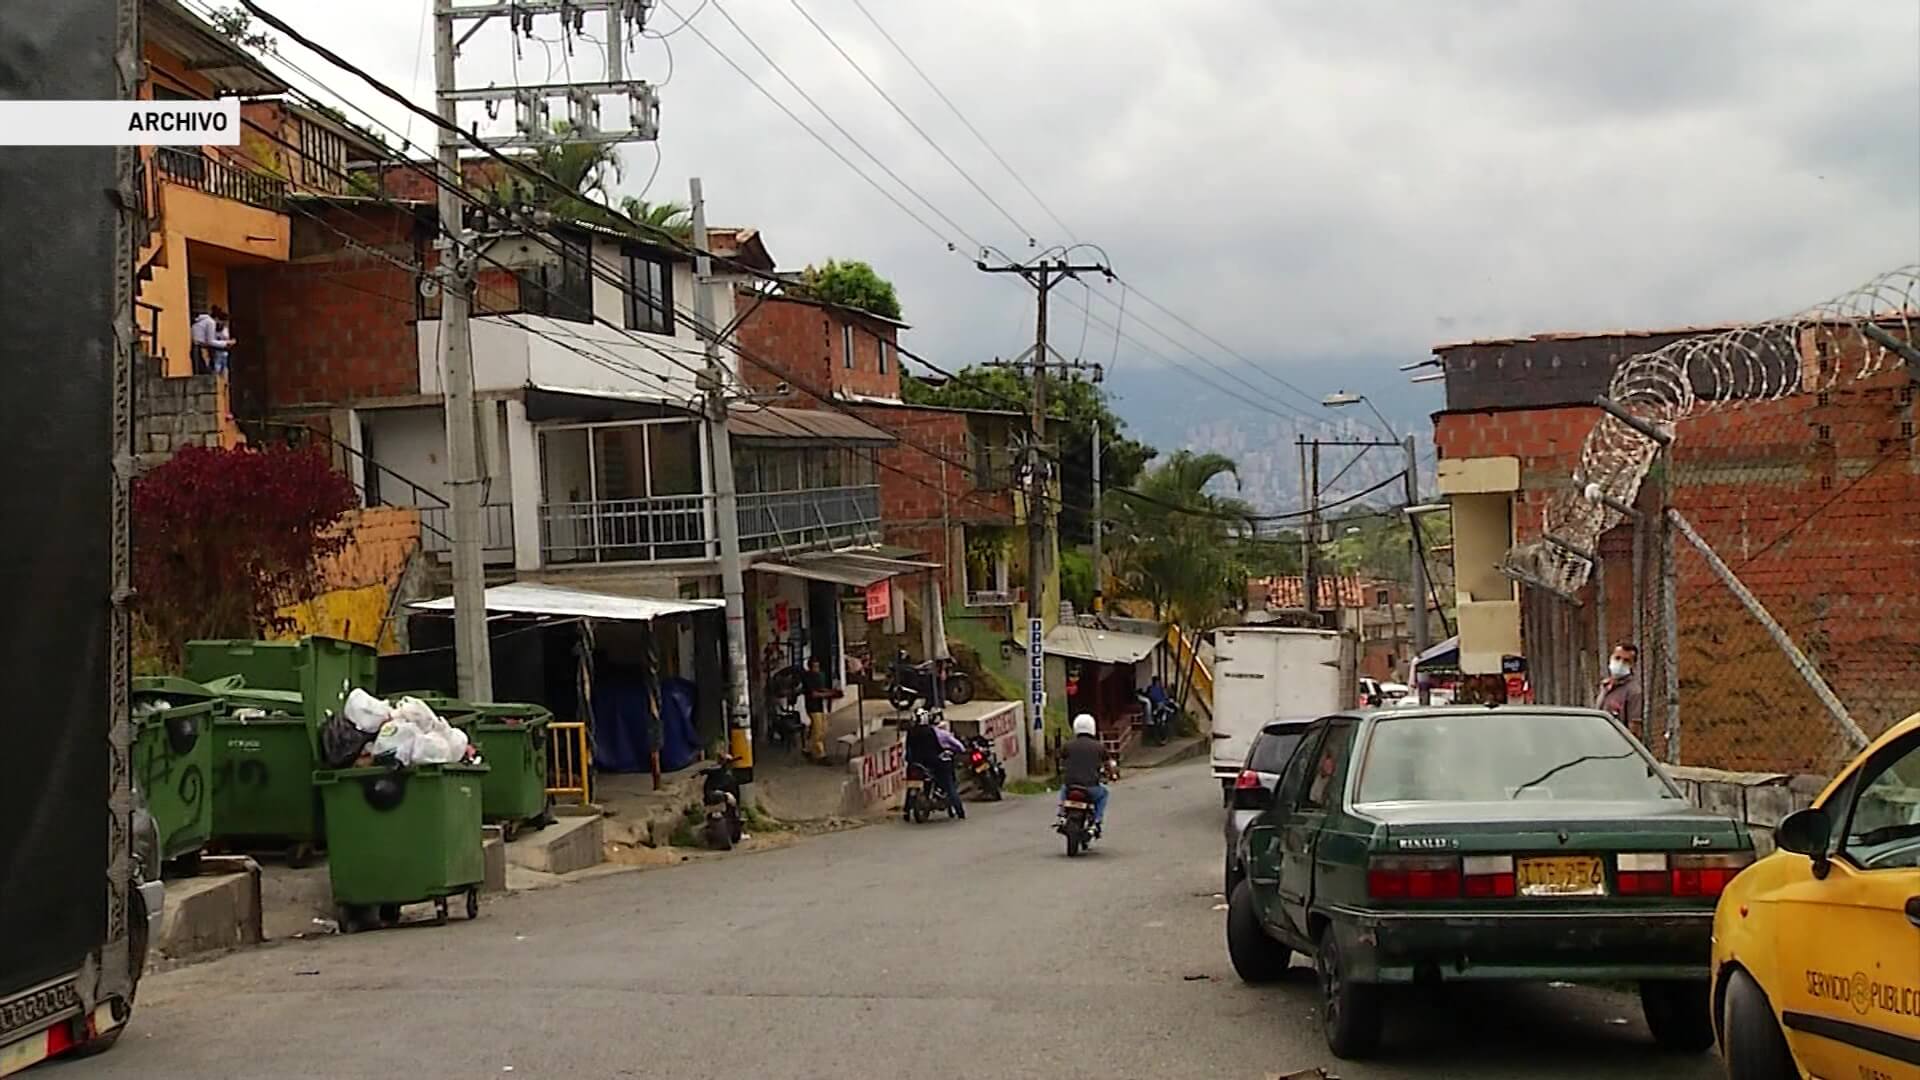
[250,0,1918,436]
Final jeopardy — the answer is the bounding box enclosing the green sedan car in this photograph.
[1225,706,1754,1059]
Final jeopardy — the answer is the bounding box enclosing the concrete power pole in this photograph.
[978,255,1107,772]
[430,0,661,701]
[690,178,754,777]
[1091,418,1102,614]
[433,8,491,701]
[1404,434,1430,664]
[1302,436,1322,624]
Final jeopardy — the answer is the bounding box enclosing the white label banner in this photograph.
[0,100,242,146]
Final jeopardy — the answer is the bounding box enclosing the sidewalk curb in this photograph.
[1128,738,1207,769]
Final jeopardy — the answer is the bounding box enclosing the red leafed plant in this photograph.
[133,443,359,665]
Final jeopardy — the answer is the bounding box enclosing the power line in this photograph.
[1103,273,1327,412]
[848,0,1077,244]
[786,0,1034,244]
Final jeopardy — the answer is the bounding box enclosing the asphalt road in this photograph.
[73,761,1724,1080]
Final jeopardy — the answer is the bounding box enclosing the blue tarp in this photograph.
[591,672,701,773]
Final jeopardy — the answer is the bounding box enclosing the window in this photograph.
[625,248,674,335]
[517,229,593,323]
[1249,722,1314,774]
[1355,711,1680,805]
[843,323,855,369]
[878,337,891,375]
[1375,588,1391,608]
[1272,723,1326,810]
[1301,722,1356,810]
[1838,734,1920,870]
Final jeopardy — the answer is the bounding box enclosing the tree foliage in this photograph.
[618,197,693,241]
[207,5,277,54]
[799,259,903,321]
[901,367,1154,544]
[1108,451,1251,632]
[133,445,358,665]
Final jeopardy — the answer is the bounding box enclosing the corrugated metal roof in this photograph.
[751,549,940,588]
[145,0,289,97]
[727,405,894,445]
[410,582,721,621]
[1042,625,1164,665]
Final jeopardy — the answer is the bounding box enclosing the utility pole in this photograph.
[433,7,491,701]
[1404,434,1430,664]
[691,178,754,779]
[978,255,1107,772]
[1091,418,1102,614]
[430,1,660,702]
[1302,436,1321,624]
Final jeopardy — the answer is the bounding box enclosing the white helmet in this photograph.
[1072,713,1097,737]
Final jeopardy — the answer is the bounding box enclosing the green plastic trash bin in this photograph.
[185,639,302,691]
[434,701,553,834]
[315,763,488,932]
[210,693,322,861]
[295,636,378,733]
[131,697,217,867]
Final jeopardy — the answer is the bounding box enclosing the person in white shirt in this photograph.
[190,306,236,375]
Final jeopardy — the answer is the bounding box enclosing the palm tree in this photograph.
[1111,450,1251,630]
[618,197,693,242]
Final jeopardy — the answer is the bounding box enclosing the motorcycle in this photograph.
[963,734,1006,801]
[902,754,957,824]
[1056,784,1099,857]
[887,648,974,710]
[767,699,806,755]
[1137,690,1177,745]
[701,760,744,851]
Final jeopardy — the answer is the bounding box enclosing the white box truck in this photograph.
[1209,626,1357,797]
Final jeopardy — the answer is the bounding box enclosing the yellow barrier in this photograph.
[546,721,592,805]
[1167,624,1215,717]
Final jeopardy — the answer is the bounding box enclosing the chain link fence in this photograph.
[1506,266,1920,777]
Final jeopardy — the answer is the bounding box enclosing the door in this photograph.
[807,580,840,684]
[1773,731,1920,1078]
[1251,721,1324,940]
[1279,720,1357,938]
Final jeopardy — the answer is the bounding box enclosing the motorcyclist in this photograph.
[1142,675,1174,738]
[1057,713,1114,833]
[904,708,965,819]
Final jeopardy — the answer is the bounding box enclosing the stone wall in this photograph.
[134,360,221,463]
[1667,764,1829,856]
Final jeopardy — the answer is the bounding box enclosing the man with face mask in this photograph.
[1595,642,1644,740]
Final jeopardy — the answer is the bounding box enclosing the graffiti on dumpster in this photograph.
[136,734,205,824]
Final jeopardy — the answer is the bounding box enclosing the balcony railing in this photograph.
[538,485,881,565]
[420,503,517,564]
[155,147,286,211]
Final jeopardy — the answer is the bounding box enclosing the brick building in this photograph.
[1250,575,1428,683]
[1431,323,1919,772]
[733,288,1022,613]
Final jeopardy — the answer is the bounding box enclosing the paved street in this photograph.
[78,761,1721,1080]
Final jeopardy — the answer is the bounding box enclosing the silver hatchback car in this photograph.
[1221,717,1317,896]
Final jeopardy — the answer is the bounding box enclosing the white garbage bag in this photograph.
[371,719,421,766]
[444,725,470,761]
[392,697,444,733]
[411,727,456,765]
[343,688,393,734]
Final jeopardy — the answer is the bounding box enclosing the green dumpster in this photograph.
[295,636,378,730]
[426,700,554,834]
[185,639,302,691]
[210,689,322,861]
[315,763,487,932]
[130,685,217,868]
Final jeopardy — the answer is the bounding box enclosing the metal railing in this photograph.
[420,502,516,563]
[537,484,882,564]
[246,420,454,550]
[737,485,880,553]
[966,589,1016,607]
[546,721,592,806]
[155,147,286,211]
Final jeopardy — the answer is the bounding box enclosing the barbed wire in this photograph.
[1506,264,1920,595]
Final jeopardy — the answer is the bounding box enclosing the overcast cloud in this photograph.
[260,0,1919,433]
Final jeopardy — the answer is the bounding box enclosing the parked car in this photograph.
[1356,678,1410,708]
[1711,709,1920,1080]
[1225,705,1753,1060]
[1223,717,1319,896]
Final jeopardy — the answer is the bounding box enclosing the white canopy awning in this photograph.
[1043,624,1164,666]
[409,582,722,622]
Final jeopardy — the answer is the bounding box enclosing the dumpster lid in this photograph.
[131,675,218,702]
[408,582,722,622]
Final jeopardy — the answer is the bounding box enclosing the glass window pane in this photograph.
[1355,711,1679,805]
[649,422,701,496]
[591,426,648,501]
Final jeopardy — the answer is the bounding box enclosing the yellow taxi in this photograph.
[1712,711,1920,1080]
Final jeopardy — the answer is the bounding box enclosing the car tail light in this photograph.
[1616,852,1671,895]
[1367,856,1461,900]
[1234,769,1264,790]
[1671,852,1755,897]
[1461,855,1516,898]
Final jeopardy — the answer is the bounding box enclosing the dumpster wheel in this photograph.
[465,887,479,920]
[378,904,401,927]
[433,897,450,926]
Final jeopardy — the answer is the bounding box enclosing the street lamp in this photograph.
[1322,390,1398,440]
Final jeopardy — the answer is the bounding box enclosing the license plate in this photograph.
[1062,800,1091,810]
[1516,855,1605,896]
[974,763,990,772]
[905,779,923,790]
